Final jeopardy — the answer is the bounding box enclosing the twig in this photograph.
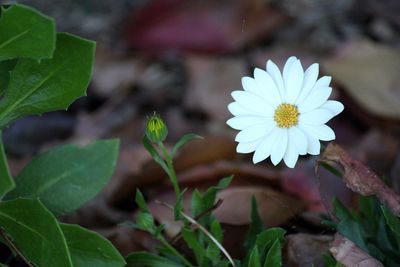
[171,199,223,244]
[1,230,34,267]
[157,201,237,267]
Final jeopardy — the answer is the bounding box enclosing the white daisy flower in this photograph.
[226,56,344,168]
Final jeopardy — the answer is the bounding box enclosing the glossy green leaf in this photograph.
[263,239,281,267]
[0,59,17,97]
[171,133,203,158]
[61,223,126,267]
[125,252,183,267]
[5,140,119,216]
[0,132,14,198]
[0,33,95,129]
[0,198,73,267]
[0,4,55,60]
[248,246,261,267]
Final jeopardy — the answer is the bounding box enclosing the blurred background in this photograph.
[2,0,400,265]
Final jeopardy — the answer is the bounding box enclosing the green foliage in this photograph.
[0,198,73,267]
[0,4,55,60]
[61,223,126,267]
[171,133,203,158]
[0,33,95,129]
[0,132,14,198]
[126,252,184,267]
[0,3,125,267]
[5,140,119,216]
[330,196,400,266]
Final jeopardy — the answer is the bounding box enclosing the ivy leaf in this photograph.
[61,223,126,267]
[0,33,95,129]
[0,132,14,198]
[0,4,56,60]
[5,140,119,216]
[0,198,73,267]
[125,252,183,267]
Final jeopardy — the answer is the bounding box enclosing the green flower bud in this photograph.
[145,114,168,143]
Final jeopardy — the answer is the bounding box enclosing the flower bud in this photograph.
[145,114,168,143]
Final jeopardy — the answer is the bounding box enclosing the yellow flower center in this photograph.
[274,103,299,128]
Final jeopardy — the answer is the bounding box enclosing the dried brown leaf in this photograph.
[317,143,400,216]
[330,234,384,267]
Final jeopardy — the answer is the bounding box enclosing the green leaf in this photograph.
[244,196,264,250]
[0,59,17,97]
[135,189,150,212]
[248,246,261,267]
[142,135,170,175]
[182,227,206,264]
[60,223,126,267]
[5,139,119,216]
[0,4,56,60]
[0,132,14,198]
[171,134,203,158]
[381,206,400,238]
[0,198,73,267]
[0,33,95,129]
[0,263,8,267]
[256,228,286,252]
[125,252,183,267]
[263,239,281,267]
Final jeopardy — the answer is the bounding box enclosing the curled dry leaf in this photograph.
[330,234,384,267]
[317,143,400,216]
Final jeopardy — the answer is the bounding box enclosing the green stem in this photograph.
[158,142,181,198]
[158,236,194,267]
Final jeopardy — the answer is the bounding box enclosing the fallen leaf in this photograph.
[123,0,285,54]
[214,186,304,226]
[324,39,400,119]
[317,143,400,216]
[184,55,247,121]
[330,234,384,267]
[285,233,333,267]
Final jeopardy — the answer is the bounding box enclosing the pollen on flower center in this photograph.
[274,103,299,128]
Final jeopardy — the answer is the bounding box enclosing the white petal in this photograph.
[253,68,281,106]
[252,131,278,163]
[295,63,319,105]
[314,76,331,88]
[228,102,255,116]
[242,77,264,99]
[231,91,274,116]
[237,138,263,154]
[283,56,297,81]
[235,123,275,142]
[227,116,273,130]
[285,59,304,104]
[289,127,307,155]
[299,109,334,125]
[321,100,344,116]
[298,87,332,113]
[266,60,285,99]
[301,124,335,141]
[299,125,321,154]
[270,128,288,165]
[283,139,299,168]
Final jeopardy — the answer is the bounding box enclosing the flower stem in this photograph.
[158,236,194,267]
[158,142,181,198]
